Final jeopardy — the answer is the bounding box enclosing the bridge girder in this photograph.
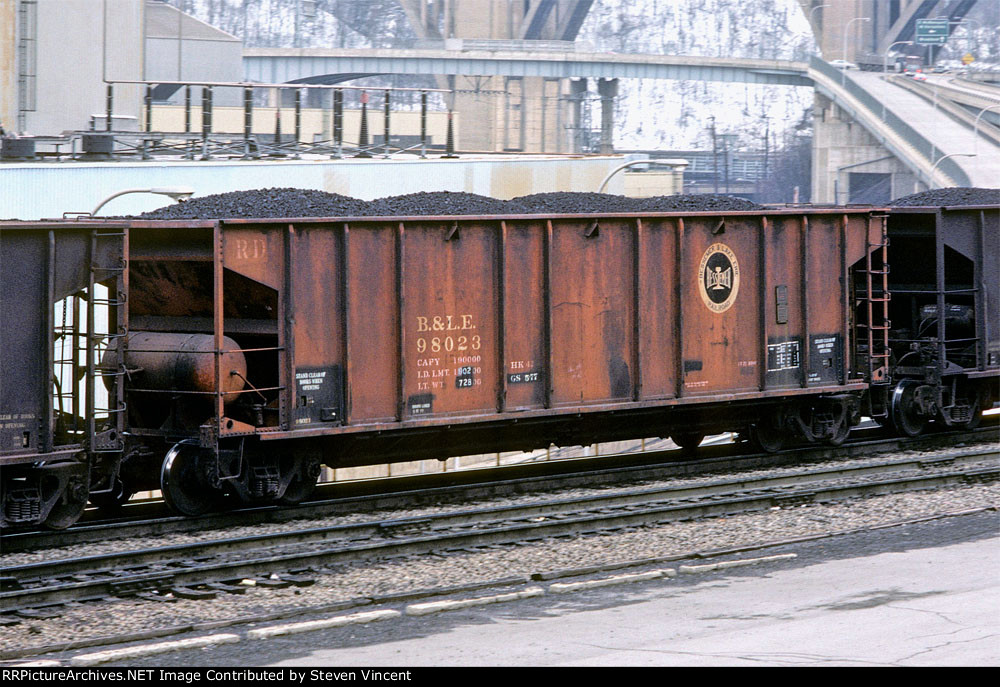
[243,50,811,88]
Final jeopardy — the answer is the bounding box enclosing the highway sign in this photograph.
[962,53,975,65]
[916,18,949,45]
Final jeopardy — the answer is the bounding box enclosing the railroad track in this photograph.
[2,421,997,553]
[2,440,996,616]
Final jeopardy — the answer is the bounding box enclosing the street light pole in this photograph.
[809,4,831,36]
[883,40,913,74]
[929,153,975,189]
[842,17,870,86]
[709,116,718,194]
[91,187,195,216]
[809,3,830,24]
[597,159,690,193]
[972,104,1000,157]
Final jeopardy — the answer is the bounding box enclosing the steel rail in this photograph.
[2,446,996,613]
[3,422,997,552]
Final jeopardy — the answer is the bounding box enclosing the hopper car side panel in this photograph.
[189,211,878,458]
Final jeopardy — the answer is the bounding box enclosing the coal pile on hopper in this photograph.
[511,192,761,213]
[638,194,762,212]
[130,187,764,220]
[512,192,649,213]
[134,188,372,219]
[890,187,1000,207]
[367,191,525,216]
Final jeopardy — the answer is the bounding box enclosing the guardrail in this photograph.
[809,56,972,188]
[412,38,576,52]
[887,74,1000,147]
[959,72,1000,85]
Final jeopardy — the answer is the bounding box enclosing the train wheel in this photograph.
[670,432,705,451]
[890,380,927,437]
[277,459,321,506]
[277,475,317,506]
[44,472,90,530]
[161,442,216,517]
[750,415,786,453]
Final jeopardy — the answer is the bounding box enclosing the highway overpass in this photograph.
[243,46,999,202]
[809,57,999,200]
[244,47,812,88]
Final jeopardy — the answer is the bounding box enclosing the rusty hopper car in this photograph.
[1,208,884,526]
[0,222,127,528]
[877,204,999,435]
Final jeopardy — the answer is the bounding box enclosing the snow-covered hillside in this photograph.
[170,0,999,153]
[575,0,815,150]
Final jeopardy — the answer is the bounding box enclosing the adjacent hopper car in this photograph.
[1,198,996,528]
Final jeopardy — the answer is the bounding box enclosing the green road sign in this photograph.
[916,18,949,45]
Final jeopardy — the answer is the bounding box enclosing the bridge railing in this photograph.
[411,38,577,53]
[810,56,972,187]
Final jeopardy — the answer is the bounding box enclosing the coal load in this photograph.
[367,191,525,216]
[512,192,647,214]
[639,194,762,212]
[510,192,760,214]
[134,188,371,220]
[890,187,1000,207]
[130,187,763,220]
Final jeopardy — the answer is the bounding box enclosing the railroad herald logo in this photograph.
[698,242,740,313]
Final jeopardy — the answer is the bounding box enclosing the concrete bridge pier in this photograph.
[598,77,619,155]
[568,78,588,152]
[812,92,921,204]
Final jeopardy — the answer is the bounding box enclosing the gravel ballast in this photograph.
[5,443,993,568]
[2,480,996,656]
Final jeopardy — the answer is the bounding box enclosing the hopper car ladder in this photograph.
[50,228,128,498]
[854,216,891,418]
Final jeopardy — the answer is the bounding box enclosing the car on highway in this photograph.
[931,65,949,73]
[830,59,858,70]
[913,71,927,81]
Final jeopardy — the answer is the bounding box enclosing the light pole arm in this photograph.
[973,105,1000,157]
[92,187,195,216]
[929,153,976,189]
[843,16,870,61]
[597,159,689,194]
[883,41,913,74]
[809,4,830,32]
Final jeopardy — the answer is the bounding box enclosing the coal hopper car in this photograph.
[1,207,886,526]
[876,203,999,435]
